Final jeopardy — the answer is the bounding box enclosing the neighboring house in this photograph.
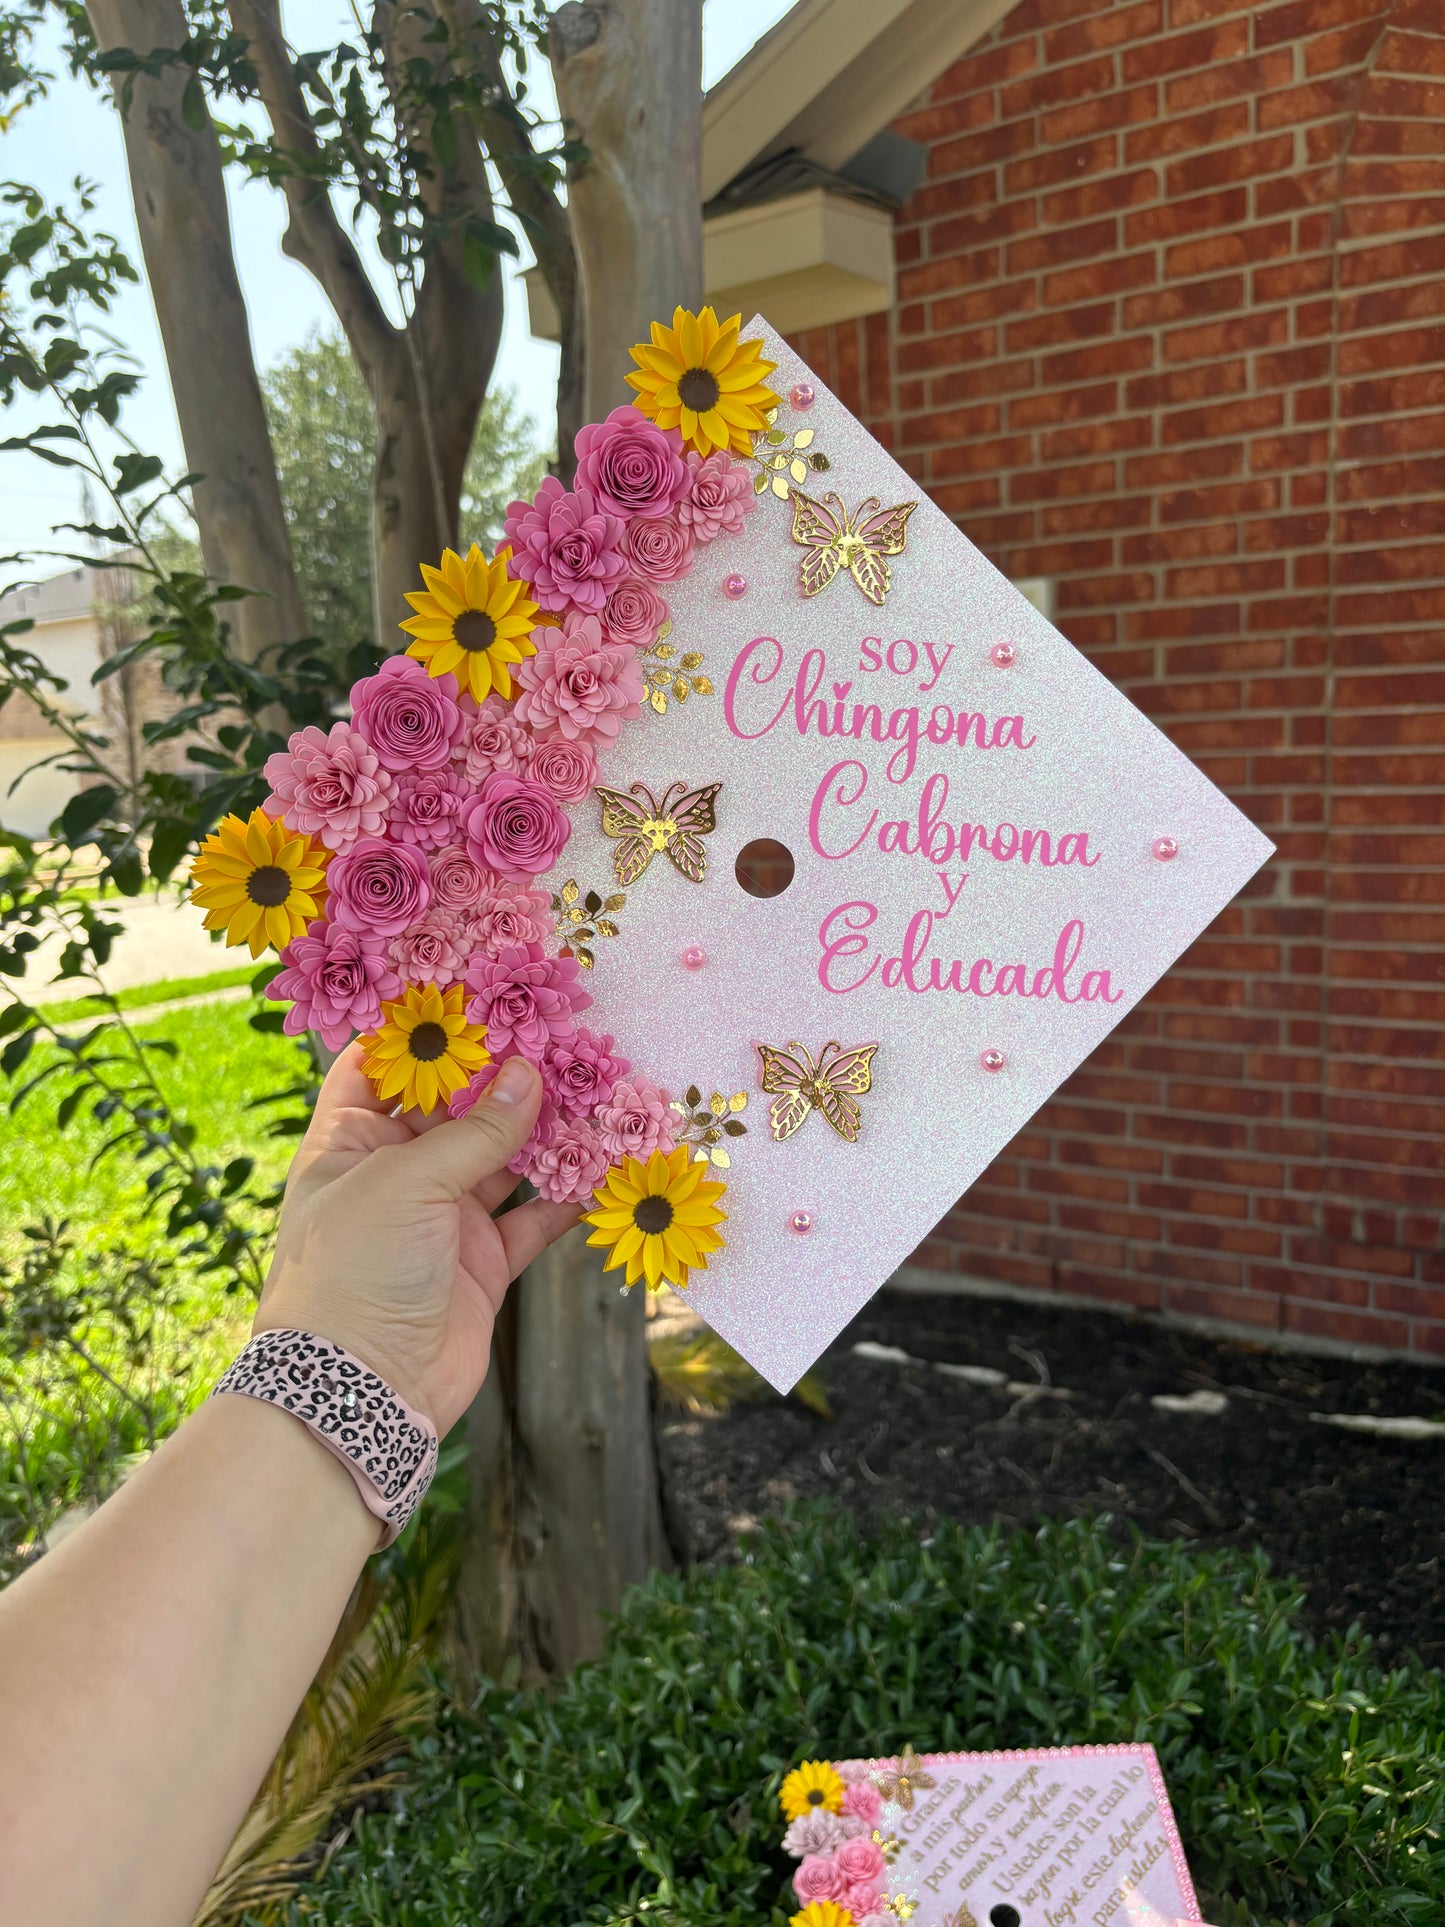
[540,0,1445,1360]
[0,560,192,839]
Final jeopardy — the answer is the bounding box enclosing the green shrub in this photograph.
[291,1507,1444,1927]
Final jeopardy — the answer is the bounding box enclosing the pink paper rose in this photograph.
[843,1887,884,1921]
[545,1027,629,1120]
[841,1782,882,1826]
[388,909,470,988]
[678,449,757,543]
[594,1076,676,1165]
[453,694,532,786]
[349,653,462,773]
[526,734,598,804]
[513,612,644,745]
[390,767,470,851]
[622,512,694,584]
[467,879,554,956]
[525,1117,610,1204]
[463,942,591,1059]
[574,405,688,520]
[503,476,627,614]
[834,1836,886,1887]
[263,722,397,852]
[429,848,491,916]
[265,922,399,1050]
[793,1854,846,1905]
[465,771,572,879]
[327,836,431,937]
[600,577,667,651]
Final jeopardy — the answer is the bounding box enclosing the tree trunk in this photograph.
[86,0,306,664]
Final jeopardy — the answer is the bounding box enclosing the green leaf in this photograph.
[113,451,165,496]
[59,784,119,843]
[147,818,194,882]
[181,74,208,132]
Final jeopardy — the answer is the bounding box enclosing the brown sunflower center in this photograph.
[806,1787,825,1806]
[633,1194,675,1236]
[245,864,292,907]
[678,365,720,413]
[453,608,497,652]
[408,1021,450,1063]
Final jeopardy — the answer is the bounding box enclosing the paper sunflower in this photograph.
[626,305,780,458]
[358,981,490,1115]
[778,1759,846,1823]
[584,1144,727,1292]
[189,809,328,959]
[791,1905,856,1927]
[401,543,539,704]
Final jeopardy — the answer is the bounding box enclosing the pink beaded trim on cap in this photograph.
[211,1328,439,1547]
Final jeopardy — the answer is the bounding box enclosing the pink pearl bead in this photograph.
[723,573,748,600]
[1152,835,1180,862]
[681,945,707,970]
[989,641,1017,668]
[790,382,815,409]
[790,1210,813,1234]
[980,1048,1006,1073]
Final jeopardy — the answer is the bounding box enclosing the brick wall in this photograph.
[790,0,1445,1356]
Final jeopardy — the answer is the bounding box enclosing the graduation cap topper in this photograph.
[192,309,1272,1394]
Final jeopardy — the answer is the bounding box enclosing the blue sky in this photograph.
[1,0,799,560]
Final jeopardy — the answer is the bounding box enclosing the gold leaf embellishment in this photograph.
[757,1040,878,1145]
[550,879,626,969]
[790,490,917,606]
[593,780,721,887]
[641,621,713,715]
[743,404,833,498]
[670,1084,749,1169]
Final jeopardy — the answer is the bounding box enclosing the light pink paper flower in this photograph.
[621,512,694,584]
[574,405,688,520]
[390,767,470,851]
[465,771,572,879]
[835,1836,886,1887]
[266,922,399,1050]
[467,879,555,957]
[513,612,644,745]
[835,1761,874,1786]
[327,836,431,937]
[503,476,627,614]
[841,1782,882,1827]
[263,722,397,852]
[350,653,462,772]
[429,848,492,916]
[545,1027,629,1121]
[782,1811,847,1858]
[453,694,533,786]
[594,1076,676,1165]
[678,449,757,543]
[526,734,598,804]
[843,1886,884,1921]
[525,1117,610,1204]
[600,577,667,651]
[388,909,470,988]
[463,941,591,1059]
[793,1854,846,1905]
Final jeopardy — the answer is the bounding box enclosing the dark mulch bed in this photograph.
[656,1286,1445,1670]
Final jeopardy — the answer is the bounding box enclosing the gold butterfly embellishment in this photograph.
[756,1039,878,1144]
[872,1744,935,1810]
[790,489,918,605]
[593,780,721,887]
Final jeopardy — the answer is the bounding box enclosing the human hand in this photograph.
[253,1044,580,1433]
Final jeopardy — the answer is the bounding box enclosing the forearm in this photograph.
[0,1392,378,1927]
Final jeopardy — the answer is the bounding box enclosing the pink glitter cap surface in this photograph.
[557,318,1273,1392]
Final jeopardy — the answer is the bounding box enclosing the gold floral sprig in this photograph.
[551,879,624,968]
[744,405,831,499]
[641,619,711,715]
[670,1085,748,1169]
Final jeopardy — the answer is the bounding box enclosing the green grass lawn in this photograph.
[35,961,260,1025]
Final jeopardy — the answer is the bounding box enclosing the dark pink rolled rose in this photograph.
[266,921,399,1051]
[463,941,592,1058]
[622,513,694,585]
[390,768,470,850]
[349,653,462,773]
[326,835,431,937]
[544,1027,630,1120]
[465,771,572,880]
[679,449,757,544]
[574,405,688,520]
[429,847,492,915]
[527,734,598,804]
[600,577,667,651]
[503,476,627,615]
